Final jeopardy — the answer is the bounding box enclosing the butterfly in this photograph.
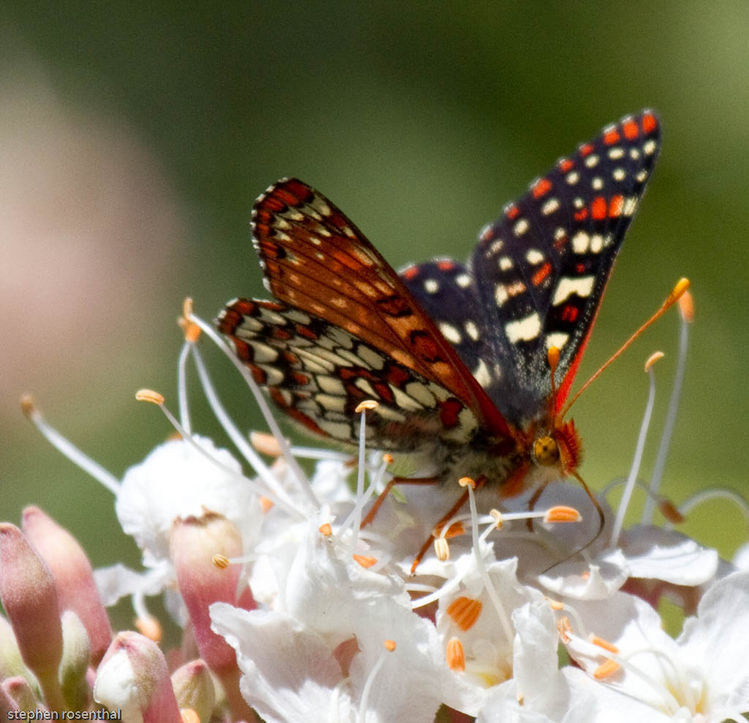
[218,110,661,503]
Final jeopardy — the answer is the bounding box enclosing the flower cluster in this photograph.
[2,292,748,722]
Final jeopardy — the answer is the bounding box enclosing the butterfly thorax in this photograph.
[433,416,582,494]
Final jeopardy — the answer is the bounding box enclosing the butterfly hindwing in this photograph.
[217,298,480,450]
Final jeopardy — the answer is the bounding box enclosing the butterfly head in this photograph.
[531,419,582,478]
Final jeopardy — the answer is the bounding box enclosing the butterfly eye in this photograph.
[532,435,560,467]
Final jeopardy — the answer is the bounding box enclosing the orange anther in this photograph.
[593,658,621,679]
[657,498,685,524]
[556,616,572,643]
[590,635,619,654]
[446,596,483,631]
[19,394,35,416]
[212,554,230,569]
[353,554,377,569]
[135,389,165,405]
[135,615,163,643]
[319,522,332,537]
[544,505,581,523]
[669,277,690,303]
[644,351,665,372]
[434,537,450,561]
[446,637,465,672]
[458,476,476,489]
[355,400,379,413]
[251,431,284,457]
[384,639,396,652]
[181,709,200,723]
[259,496,274,513]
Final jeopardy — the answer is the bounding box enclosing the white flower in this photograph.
[211,517,466,722]
[560,571,749,720]
[115,435,256,568]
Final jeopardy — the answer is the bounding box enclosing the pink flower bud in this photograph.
[2,676,37,713]
[94,631,181,723]
[22,506,112,664]
[171,659,216,722]
[0,523,63,710]
[170,513,242,673]
[170,513,253,721]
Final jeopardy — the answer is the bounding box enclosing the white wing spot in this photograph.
[573,197,584,209]
[405,381,436,407]
[317,375,346,395]
[424,278,439,294]
[630,148,641,160]
[585,154,600,168]
[495,283,508,307]
[554,227,567,241]
[326,326,355,350]
[439,322,462,345]
[473,358,492,388]
[310,196,332,217]
[542,197,560,216]
[566,171,580,185]
[354,378,378,397]
[592,177,603,190]
[552,276,595,305]
[258,365,284,386]
[464,320,479,341]
[456,273,472,288]
[315,394,347,413]
[499,256,513,271]
[248,341,279,363]
[613,168,626,181]
[590,234,604,253]
[572,231,589,253]
[318,419,353,440]
[495,279,526,307]
[489,239,504,254]
[623,197,639,216]
[608,147,625,160]
[635,169,648,183]
[513,219,529,236]
[526,248,544,265]
[357,344,386,370]
[505,312,541,342]
[391,384,425,412]
[546,332,570,350]
[643,139,657,156]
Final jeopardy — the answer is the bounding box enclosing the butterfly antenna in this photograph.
[560,277,690,420]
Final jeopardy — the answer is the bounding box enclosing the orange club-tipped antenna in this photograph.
[560,278,690,420]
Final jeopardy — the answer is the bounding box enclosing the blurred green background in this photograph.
[2,2,747,603]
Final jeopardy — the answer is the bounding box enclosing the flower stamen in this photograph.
[20,395,121,495]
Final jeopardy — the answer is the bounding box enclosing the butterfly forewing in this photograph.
[404,111,661,428]
[250,178,512,438]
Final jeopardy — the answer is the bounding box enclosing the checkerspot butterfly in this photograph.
[218,110,661,500]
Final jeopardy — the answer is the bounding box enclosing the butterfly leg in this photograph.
[360,476,440,528]
[525,480,550,530]
[409,486,476,574]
